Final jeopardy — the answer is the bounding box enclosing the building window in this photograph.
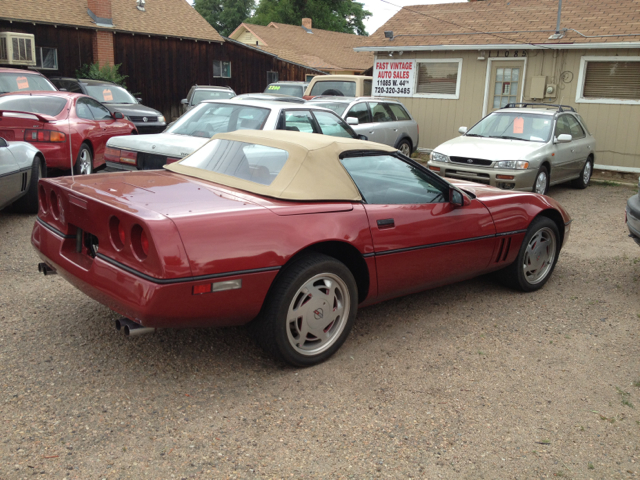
[34,47,58,70]
[415,59,462,99]
[305,74,316,82]
[213,61,231,78]
[576,56,640,105]
[267,71,278,84]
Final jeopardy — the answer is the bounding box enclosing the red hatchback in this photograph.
[0,92,136,174]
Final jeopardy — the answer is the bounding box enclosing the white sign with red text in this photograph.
[373,59,416,97]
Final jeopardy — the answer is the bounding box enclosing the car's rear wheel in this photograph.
[571,158,593,189]
[533,166,549,195]
[11,156,44,214]
[397,139,412,157]
[74,144,93,175]
[500,216,560,292]
[253,253,358,367]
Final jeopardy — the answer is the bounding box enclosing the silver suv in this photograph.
[181,85,236,114]
[308,96,419,155]
[427,103,595,195]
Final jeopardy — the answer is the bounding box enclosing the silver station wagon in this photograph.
[308,96,419,156]
[427,103,596,195]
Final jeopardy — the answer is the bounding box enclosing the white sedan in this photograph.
[0,137,45,213]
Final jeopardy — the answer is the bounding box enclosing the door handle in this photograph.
[377,218,395,229]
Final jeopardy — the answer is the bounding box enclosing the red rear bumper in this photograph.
[31,219,277,328]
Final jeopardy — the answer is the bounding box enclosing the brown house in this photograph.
[0,0,325,120]
[357,0,640,172]
[229,19,373,75]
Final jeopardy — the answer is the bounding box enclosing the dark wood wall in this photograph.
[114,34,324,120]
[0,21,94,76]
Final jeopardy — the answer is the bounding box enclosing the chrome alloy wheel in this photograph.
[583,161,592,184]
[286,272,350,356]
[534,171,548,194]
[78,148,92,175]
[399,142,411,156]
[522,226,557,285]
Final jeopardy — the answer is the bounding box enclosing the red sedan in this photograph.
[32,130,571,366]
[0,92,136,174]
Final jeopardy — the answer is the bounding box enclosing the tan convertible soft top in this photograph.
[165,130,397,201]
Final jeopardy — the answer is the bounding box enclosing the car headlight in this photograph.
[430,152,450,163]
[158,116,166,123]
[494,160,529,169]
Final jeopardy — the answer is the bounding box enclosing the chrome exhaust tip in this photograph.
[38,262,56,275]
[115,317,156,336]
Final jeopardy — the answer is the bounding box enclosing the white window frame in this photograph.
[413,58,462,100]
[481,56,528,116]
[33,46,58,70]
[575,55,640,105]
[213,60,232,79]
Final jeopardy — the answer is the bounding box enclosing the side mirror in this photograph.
[449,187,470,207]
[181,99,188,105]
[112,112,125,120]
[0,137,7,147]
[458,126,468,135]
[358,134,368,141]
[556,134,572,143]
[347,117,359,125]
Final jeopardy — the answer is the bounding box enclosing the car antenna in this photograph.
[68,104,74,180]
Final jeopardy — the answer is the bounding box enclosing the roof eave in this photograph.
[356,42,640,52]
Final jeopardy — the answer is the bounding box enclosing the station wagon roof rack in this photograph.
[504,102,575,112]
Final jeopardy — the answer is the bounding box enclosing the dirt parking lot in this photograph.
[1,181,640,479]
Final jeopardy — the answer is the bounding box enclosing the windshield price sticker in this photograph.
[16,76,29,90]
[373,59,415,97]
[103,89,114,101]
[268,85,281,90]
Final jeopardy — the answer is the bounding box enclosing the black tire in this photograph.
[321,89,343,96]
[11,156,44,214]
[74,143,93,175]
[571,157,593,189]
[397,139,412,157]
[533,165,549,195]
[252,252,358,367]
[499,216,560,292]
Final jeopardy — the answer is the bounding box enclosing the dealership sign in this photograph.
[373,59,416,97]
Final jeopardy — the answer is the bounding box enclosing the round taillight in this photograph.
[109,216,125,250]
[131,224,148,260]
[118,223,126,244]
[49,190,60,219]
[39,185,48,214]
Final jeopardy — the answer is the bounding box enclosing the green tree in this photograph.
[75,62,128,87]
[247,0,370,36]
[195,0,256,37]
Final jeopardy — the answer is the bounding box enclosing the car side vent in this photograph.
[495,236,512,263]
[21,172,28,192]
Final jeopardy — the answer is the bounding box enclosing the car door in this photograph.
[311,110,357,138]
[277,110,316,133]
[343,102,372,138]
[366,102,395,146]
[551,114,583,182]
[85,98,126,162]
[340,153,497,301]
[73,97,101,162]
[0,139,22,208]
[564,114,590,177]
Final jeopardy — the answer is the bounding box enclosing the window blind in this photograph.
[583,61,640,100]
[417,62,458,95]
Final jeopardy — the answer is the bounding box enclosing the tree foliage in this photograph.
[195,0,256,37]
[247,0,371,36]
[75,63,128,87]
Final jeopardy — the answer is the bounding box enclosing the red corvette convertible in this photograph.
[32,130,571,366]
[0,92,136,174]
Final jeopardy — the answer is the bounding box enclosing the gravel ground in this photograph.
[1,182,640,479]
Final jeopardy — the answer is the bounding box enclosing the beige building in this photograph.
[357,0,640,172]
[229,19,373,75]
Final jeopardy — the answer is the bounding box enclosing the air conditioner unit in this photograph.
[0,32,36,66]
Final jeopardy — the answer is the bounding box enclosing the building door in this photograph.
[489,61,525,111]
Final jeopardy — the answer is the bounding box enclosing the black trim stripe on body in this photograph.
[0,165,31,180]
[95,253,281,285]
[37,217,75,239]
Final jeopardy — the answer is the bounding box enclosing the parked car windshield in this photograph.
[466,112,553,143]
[0,95,66,116]
[167,102,270,138]
[265,84,304,97]
[180,139,288,186]
[85,84,137,104]
[191,89,235,104]
[0,72,56,93]
[311,102,348,116]
[310,81,356,97]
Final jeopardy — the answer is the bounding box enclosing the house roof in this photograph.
[229,22,373,72]
[0,0,224,43]
[360,0,640,50]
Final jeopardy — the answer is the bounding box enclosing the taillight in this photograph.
[104,147,137,165]
[39,185,48,214]
[131,224,149,260]
[109,216,125,250]
[140,230,149,256]
[49,190,60,219]
[25,129,66,143]
[166,157,181,164]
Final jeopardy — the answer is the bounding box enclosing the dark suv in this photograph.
[49,77,166,134]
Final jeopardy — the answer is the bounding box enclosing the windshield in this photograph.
[0,72,56,93]
[167,102,270,138]
[310,81,356,97]
[85,84,137,104]
[466,112,553,143]
[0,95,66,116]
[180,139,288,186]
[264,84,304,97]
[191,89,235,104]
[311,102,348,116]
